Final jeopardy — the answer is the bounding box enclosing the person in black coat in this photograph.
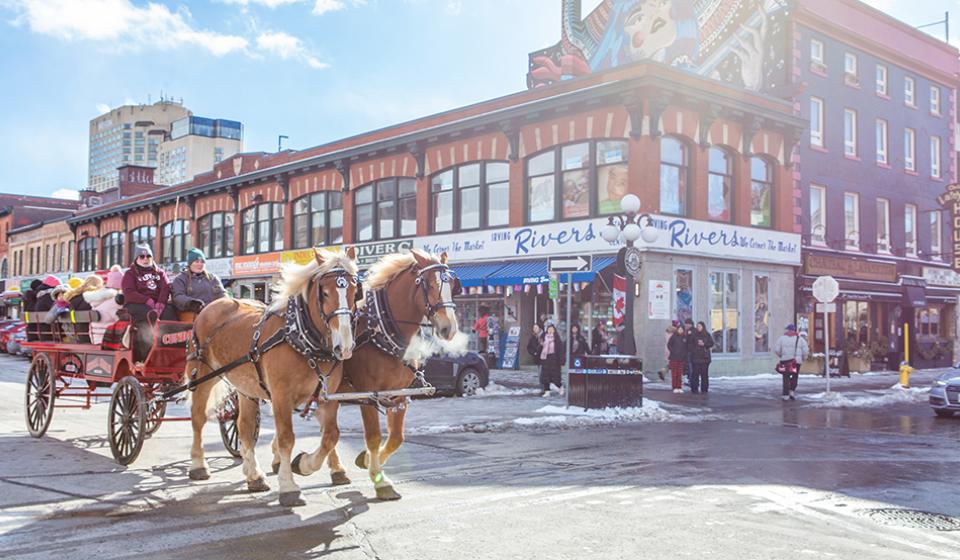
[667,325,689,393]
[526,323,543,363]
[538,324,566,393]
[569,324,589,363]
[591,322,609,355]
[689,321,715,393]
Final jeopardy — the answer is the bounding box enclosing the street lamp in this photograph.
[599,194,659,355]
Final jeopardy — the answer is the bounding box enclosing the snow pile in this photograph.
[471,382,541,398]
[806,384,930,408]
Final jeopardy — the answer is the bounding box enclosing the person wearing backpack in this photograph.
[774,323,809,401]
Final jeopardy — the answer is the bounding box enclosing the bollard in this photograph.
[899,361,913,388]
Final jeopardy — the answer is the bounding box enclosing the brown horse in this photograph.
[186,247,361,507]
[289,250,461,500]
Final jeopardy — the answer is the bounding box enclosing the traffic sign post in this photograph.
[549,255,592,273]
[812,275,839,393]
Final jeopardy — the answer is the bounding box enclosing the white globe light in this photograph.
[640,223,659,244]
[620,194,641,215]
[622,222,642,243]
[600,223,620,243]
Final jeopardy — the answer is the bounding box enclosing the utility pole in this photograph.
[917,11,950,43]
[278,135,289,152]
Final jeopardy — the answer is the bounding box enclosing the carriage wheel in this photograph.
[143,398,167,437]
[108,377,146,465]
[219,390,260,458]
[25,353,55,438]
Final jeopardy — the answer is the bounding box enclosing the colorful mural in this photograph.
[527,0,789,94]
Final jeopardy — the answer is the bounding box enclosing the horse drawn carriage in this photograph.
[22,308,248,465]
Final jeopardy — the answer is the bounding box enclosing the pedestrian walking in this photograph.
[473,306,490,353]
[667,324,689,393]
[683,317,695,386]
[774,323,809,401]
[689,321,714,393]
[539,323,566,395]
[591,322,609,354]
[526,323,543,382]
[569,324,589,362]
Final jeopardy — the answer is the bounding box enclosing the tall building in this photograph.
[156,116,243,186]
[88,99,191,192]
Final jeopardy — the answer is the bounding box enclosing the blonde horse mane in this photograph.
[270,249,358,311]
[363,250,442,292]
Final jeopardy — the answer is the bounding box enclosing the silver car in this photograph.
[929,368,960,417]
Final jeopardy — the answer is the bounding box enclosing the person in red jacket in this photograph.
[122,244,177,322]
[473,306,490,353]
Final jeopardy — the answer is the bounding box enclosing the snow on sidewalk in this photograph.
[804,384,930,408]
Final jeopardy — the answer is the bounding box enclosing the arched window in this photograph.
[198,212,234,258]
[129,226,157,263]
[59,242,65,272]
[77,237,98,272]
[431,162,509,233]
[293,191,344,248]
[161,220,190,263]
[241,203,284,255]
[1,257,7,278]
[354,178,416,242]
[67,240,75,271]
[659,136,688,216]
[750,157,773,228]
[102,232,125,268]
[707,147,733,222]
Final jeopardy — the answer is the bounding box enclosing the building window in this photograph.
[58,241,65,272]
[876,65,887,96]
[930,86,941,115]
[810,185,826,246]
[917,306,942,337]
[432,162,510,233]
[843,109,857,157]
[28,247,33,275]
[754,275,770,353]
[843,52,858,84]
[68,240,74,271]
[525,140,629,223]
[354,178,417,241]
[905,204,917,257]
[844,301,870,343]
[905,76,915,106]
[709,271,739,354]
[930,210,942,260]
[660,137,688,216]
[241,203,284,255]
[707,147,732,222]
[750,157,773,228]
[875,119,888,164]
[931,136,941,178]
[674,269,693,324]
[844,193,859,250]
[102,232,125,268]
[876,198,890,253]
[293,191,344,248]
[810,97,824,147]
[904,128,916,171]
[129,226,156,263]
[810,38,824,67]
[198,212,234,258]
[78,238,97,272]
[161,220,190,263]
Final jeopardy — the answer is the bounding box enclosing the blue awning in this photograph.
[484,256,616,287]
[449,262,509,288]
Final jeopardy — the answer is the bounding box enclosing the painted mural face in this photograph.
[623,0,677,62]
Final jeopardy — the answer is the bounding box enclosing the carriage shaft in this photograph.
[322,387,436,401]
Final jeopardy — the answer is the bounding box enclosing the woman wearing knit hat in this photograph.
[170,248,227,319]
[122,243,177,322]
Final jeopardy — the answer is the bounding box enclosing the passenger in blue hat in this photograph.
[170,248,227,318]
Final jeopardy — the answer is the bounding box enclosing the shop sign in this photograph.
[414,215,800,266]
[804,253,897,283]
[923,266,960,288]
[233,252,282,277]
[206,257,232,279]
[936,183,960,272]
[355,239,414,267]
[281,246,342,266]
[647,280,671,320]
[548,278,558,299]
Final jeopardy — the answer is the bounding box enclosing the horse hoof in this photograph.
[247,477,270,493]
[354,451,369,470]
[188,468,210,481]
[278,491,306,507]
[376,485,402,501]
[271,462,280,475]
[330,471,351,486]
[291,453,308,477]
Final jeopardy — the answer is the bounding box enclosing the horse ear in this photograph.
[345,246,357,260]
[410,249,430,267]
[314,249,326,266]
[440,251,449,264]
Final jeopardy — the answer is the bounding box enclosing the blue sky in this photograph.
[0,0,955,199]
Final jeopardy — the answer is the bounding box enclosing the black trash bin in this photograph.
[568,354,643,410]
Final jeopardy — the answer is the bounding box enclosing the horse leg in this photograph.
[239,395,269,493]
[357,405,400,500]
[270,434,280,475]
[378,403,407,467]
[272,400,305,507]
[188,378,214,481]
[326,446,351,486]
[288,401,340,479]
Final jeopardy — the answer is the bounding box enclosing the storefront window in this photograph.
[293,191,343,248]
[710,271,739,354]
[660,137,688,216]
[674,269,693,324]
[754,275,769,353]
[161,221,189,263]
[198,212,234,258]
[78,237,97,272]
[357,178,416,240]
[527,141,629,223]
[917,306,941,337]
[707,147,732,222]
[844,301,869,344]
[750,157,773,228]
[102,232,125,268]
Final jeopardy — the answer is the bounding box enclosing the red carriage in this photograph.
[22,309,247,465]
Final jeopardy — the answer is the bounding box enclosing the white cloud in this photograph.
[95,103,111,114]
[51,188,80,200]
[444,0,462,16]
[312,0,365,16]
[256,31,328,69]
[220,0,304,7]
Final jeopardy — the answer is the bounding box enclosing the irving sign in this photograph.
[937,183,960,272]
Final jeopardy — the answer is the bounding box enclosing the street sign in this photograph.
[815,302,837,313]
[548,255,592,273]
[812,275,839,303]
[548,278,559,299]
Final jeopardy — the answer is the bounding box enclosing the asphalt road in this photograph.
[1,354,958,559]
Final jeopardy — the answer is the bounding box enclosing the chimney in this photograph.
[117,165,157,198]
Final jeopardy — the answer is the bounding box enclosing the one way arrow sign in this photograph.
[548,255,592,273]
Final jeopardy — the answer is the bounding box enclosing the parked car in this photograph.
[7,325,28,357]
[423,351,489,396]
[929,367,960,417]
[0,321,24,352]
